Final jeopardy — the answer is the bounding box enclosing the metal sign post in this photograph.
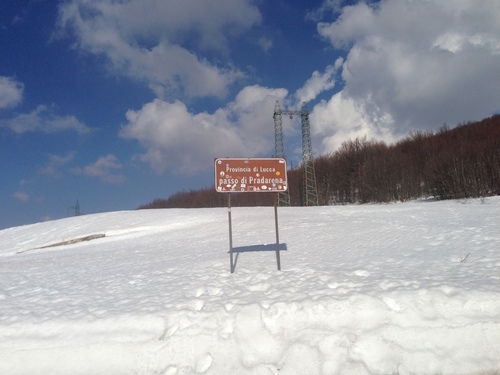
[228,194,234,273]
[274,193,281,271]
[215,158,287,273]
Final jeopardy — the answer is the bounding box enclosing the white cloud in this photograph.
[312,0,500,152]
[57,0,261,98]
[294,58,342,104]
[78,154,125,184]
[0,79,89,137]
[39,152,76,177]
[257,37,273,53]
[433,32,500,55]
[120,85,288,173]
[307,0,344,21]
[0,105,90,134]
[0,76,23,109]
[311,91,395,152]
[12,191,30,202]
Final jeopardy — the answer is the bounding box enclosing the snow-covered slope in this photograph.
[0,198,499,375]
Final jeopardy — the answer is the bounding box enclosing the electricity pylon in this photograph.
[68,199,81,216]
[299,103,319,206]
[273,101,318,206]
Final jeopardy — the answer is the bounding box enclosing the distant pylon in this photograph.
[273,101,319,206]
[71,199,81,216]
[273,101,291,206]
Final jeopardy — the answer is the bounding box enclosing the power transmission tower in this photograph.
[299,103,319,206]
[273,101,318,206]
[70,199,81,216]
[273,101,291,206]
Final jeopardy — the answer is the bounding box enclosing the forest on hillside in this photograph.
[139,115,500,209]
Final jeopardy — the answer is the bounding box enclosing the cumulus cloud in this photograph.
[0,76,23,109]
[294,58,342,104]
[57,0,261,98]
[120,85,288,173]
[77,154,125,184]
[312,0,500,153]
[12,191,30,202]
[311,91,395,152]
[39,152,76,177]
[0,105,91,134]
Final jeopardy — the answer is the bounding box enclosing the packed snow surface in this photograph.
[0,198,499,375]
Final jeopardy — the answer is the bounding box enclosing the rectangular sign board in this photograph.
[215,158,288,193]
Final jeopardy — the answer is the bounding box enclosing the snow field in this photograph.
[0,198,499,374]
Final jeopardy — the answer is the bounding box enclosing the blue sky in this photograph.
[1,0,499,229]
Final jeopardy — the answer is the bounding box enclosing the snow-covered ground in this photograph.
[0,197,499,375]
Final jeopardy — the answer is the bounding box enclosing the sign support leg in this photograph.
[228,194,234,273]
[274,194,281,271]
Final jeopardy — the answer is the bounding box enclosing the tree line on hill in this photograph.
[139,115,500,209]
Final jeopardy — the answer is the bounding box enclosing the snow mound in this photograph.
[0,198,499,374]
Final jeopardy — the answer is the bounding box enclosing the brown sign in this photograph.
[215,158,288,193]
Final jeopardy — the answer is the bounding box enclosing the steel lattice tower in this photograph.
[273,101,318,206]
[273,101,291,206]
[299,103,319,206]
